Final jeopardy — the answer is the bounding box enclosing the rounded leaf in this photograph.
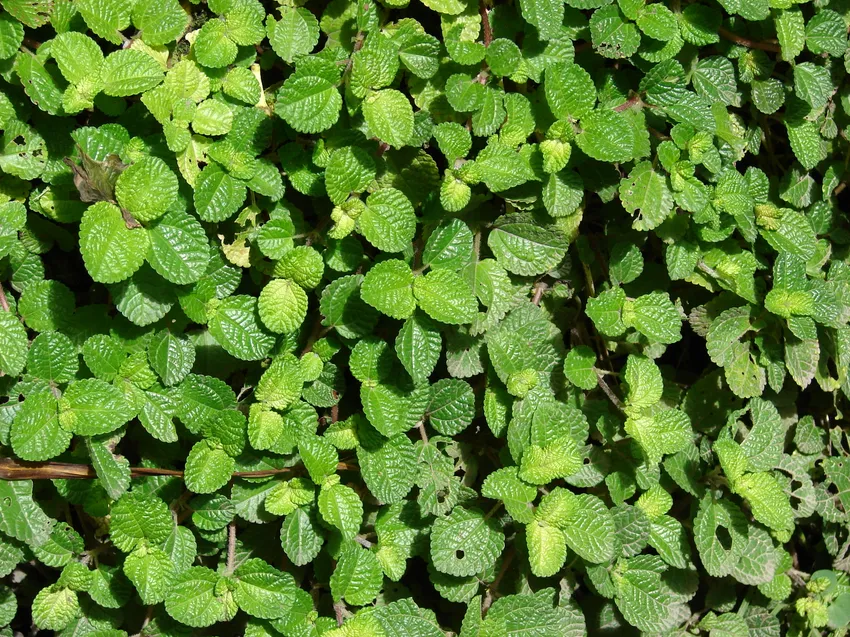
[430,507,505,577]
[258,278,308,334]
[79,202,149,284]
[115,156,179,223]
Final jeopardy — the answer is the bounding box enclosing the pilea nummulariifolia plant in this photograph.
[0,0,849,634]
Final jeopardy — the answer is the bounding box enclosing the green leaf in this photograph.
[148,330,195,387]
[101,49,164,96]
[11,389,70,461]
[32,585,79,631]
[0,310,28,377]
[265,478,314,516]
[194,163,247,223]
[0,16,23,63]
[614,556,680,632]
[299,432,338,483]
[806,10,847,57]
[619,161,674,231]
[275,74,342,134]
[51,32,104,86]
[350,338,394,385]
[320,275,379,339]
[430,507,504,577]
[0,480,54,546]
[0,539,25,576]
[27,331,77,383]
[427,378,474,435]
[577,108,636,162]
[360,188,417,253]
[79,202,150,284]
[209,295,275,361]
[222,66,261,105]
[18,279,74,332]
[536,489,616,563]
[124,544,173,604]
[109,493,172,552]
[110,266,175,327]
[33,522,85,568]
[486,38,522,77]
[395,313,442,385]
[793,62,832,110]
[193,99,233,136]
[165,524,197,573]
[86,434,131,500]
[258,279,308,334]
[706,306,752,367]
[363,89,414,149]
[326,146,375,205]
[626,409,691,464]
[623,354,663,412]
[527,521,567,577]
[82,335,125,383]
[433,123,472,163]
[735,472,794,537]
[267,7,319,63]
[3,0,51,28]
[362,382,427,437]
[693,495,748,577]
[786,118,826,171]
[464,139,535,191]
[59,378,136,436]
[519,435,583,484]
[422,218,473,272]
[361,259,416,320]
[133,0,190,45]
[622,291,682,344]
[775,8,805,61]
[280,506,324,566]
[518,0,563,40]
[693,56,739,106]
[165,566,237,627]
[191,494,235,530]
[563,345,597,390]
[413,269,477,325]
[481,467,536,523]
[545,62,595,120]
[331,541,383,606]
[193,19,237,67]
[0,201,26,260]
[726,341,766,399]
[15,49,65,115]
[487,215,568,276]
[76,0,131,44]
[177,374,236,432]
[234,558,299,620]
[257,354,304,409]
[318,481,363,539]
[115,156,179,223]
[184,439,236,494]
[419,0,466,14]
[147,210,210,285]
[590,5,641,58]
[358,428,417,504]
[393,20,440,79]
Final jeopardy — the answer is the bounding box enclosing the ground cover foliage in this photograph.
[0,0,849,635]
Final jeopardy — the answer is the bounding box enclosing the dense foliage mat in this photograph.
[0,0,850,635]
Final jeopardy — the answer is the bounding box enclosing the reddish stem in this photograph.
[718,27,781,53]
[0,458,359,481]
[479,0,492,47]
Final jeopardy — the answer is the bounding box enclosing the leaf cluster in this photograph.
[0,0,849,636]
